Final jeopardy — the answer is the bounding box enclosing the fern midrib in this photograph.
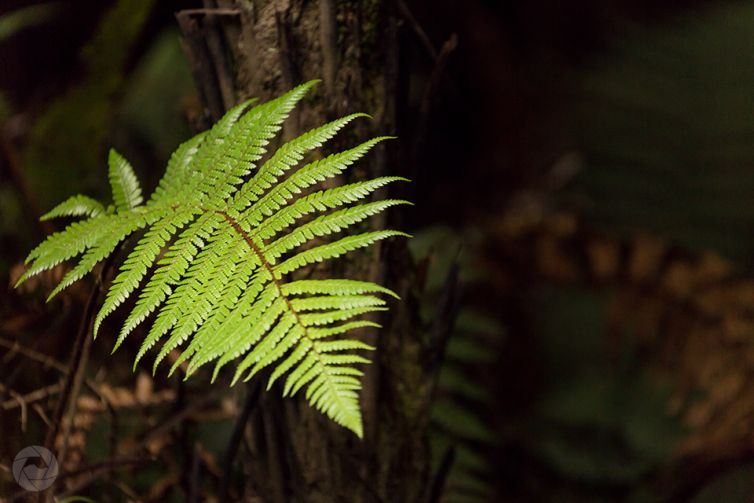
[217,211,343,394]
[218,211,360,426]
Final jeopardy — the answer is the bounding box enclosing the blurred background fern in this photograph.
[567,2,754,261]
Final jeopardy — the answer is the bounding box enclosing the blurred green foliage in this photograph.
[21,0,155,209]
[410,226,499,501]
[0,0,194,276]
[0,3,60,42]
[116,29,194,171]
[412,227,684,502]
[568,2,754,261]
[531,288,682,498]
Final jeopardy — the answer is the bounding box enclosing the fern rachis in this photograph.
[17,80,411,437]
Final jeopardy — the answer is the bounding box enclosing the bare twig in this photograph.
[130,394,216,450]
[219,381,260,500]
[262,394,288,503]
[427,260,462,371]
[177,7,240,16]
[0,336,68,372]
[394,0,438,61]
[188,443,202,503]
[202,14,236,110]
[318,0,338,97]
[32,403,51,427]
[57,456,151,484]
[43,283,98,463]
[0,384,28,431]
[6,457,151,502]
[425,259,462,426]
[1,382,62,410]
[54,457,153,500]
[176,8,240,126]
[49,396,216,501]
[412,33,458,179]
[427,446,456,503]
[275,9,296,90]
[40,252,117,501]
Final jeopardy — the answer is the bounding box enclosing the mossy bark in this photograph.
[180,1,436,501]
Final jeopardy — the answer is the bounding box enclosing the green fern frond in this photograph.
[17,80,410,437]
[108,149,143,211]
[41,195,106,221]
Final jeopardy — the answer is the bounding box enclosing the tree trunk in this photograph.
[178,2,443,502]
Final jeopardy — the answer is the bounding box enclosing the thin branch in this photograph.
[424,259,462,437]
[130,394,216,450]
[427,260,462,371]
[219,380,261,500]
[51,396,217,501]
[1,382,62,410]
[6,457,151,503]
[275,7,300,139]
[57,456,151,484]
[42,254,117,501]
[427,446,456,503]
[262,394,288,503]
[32,403,51,427]
[393,0,438,61]
[0,336,68,372]
[202,13,237,110]
[178,7,240,16]
[318,0,338,97]
[412,33,458,180]
[54,457,153,500]
[176,8,240,125]
[43,283,99,453]
[188,443,202,503]
[0,384,28,430]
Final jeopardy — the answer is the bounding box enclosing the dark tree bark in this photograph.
[177,2,445,502]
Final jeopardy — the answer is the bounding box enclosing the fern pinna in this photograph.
[16,80,410,437]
